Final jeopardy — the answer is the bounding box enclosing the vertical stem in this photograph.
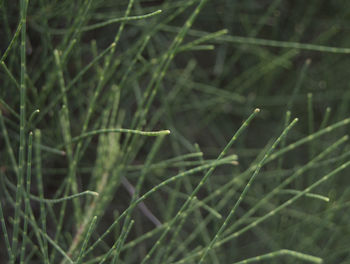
[307,93,315,159]
[12,0,28,260]
[0,174,14,262]
[320,107,331,130]
[35,130,49,263]
[19,132,33,264]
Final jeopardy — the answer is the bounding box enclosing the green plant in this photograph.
[1,0,350,263]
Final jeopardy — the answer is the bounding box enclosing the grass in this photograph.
[1,0,350,263]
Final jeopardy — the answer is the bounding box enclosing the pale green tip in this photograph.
[163,130,171,135]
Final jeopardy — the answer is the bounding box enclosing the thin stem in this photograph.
[75,216,98,264]
[232,249,322,264]
[0,110,18,175]
[82,155,237,258]
[141,108,259,263]
[12,0,28,258]
[198,118,299,263]
[34,130,49,263]
[0,173,14,262]
[82,10,162,31]
[20,132,33,264]
[60,128,170,148]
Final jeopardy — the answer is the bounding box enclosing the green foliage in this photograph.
[1,0,350,263]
